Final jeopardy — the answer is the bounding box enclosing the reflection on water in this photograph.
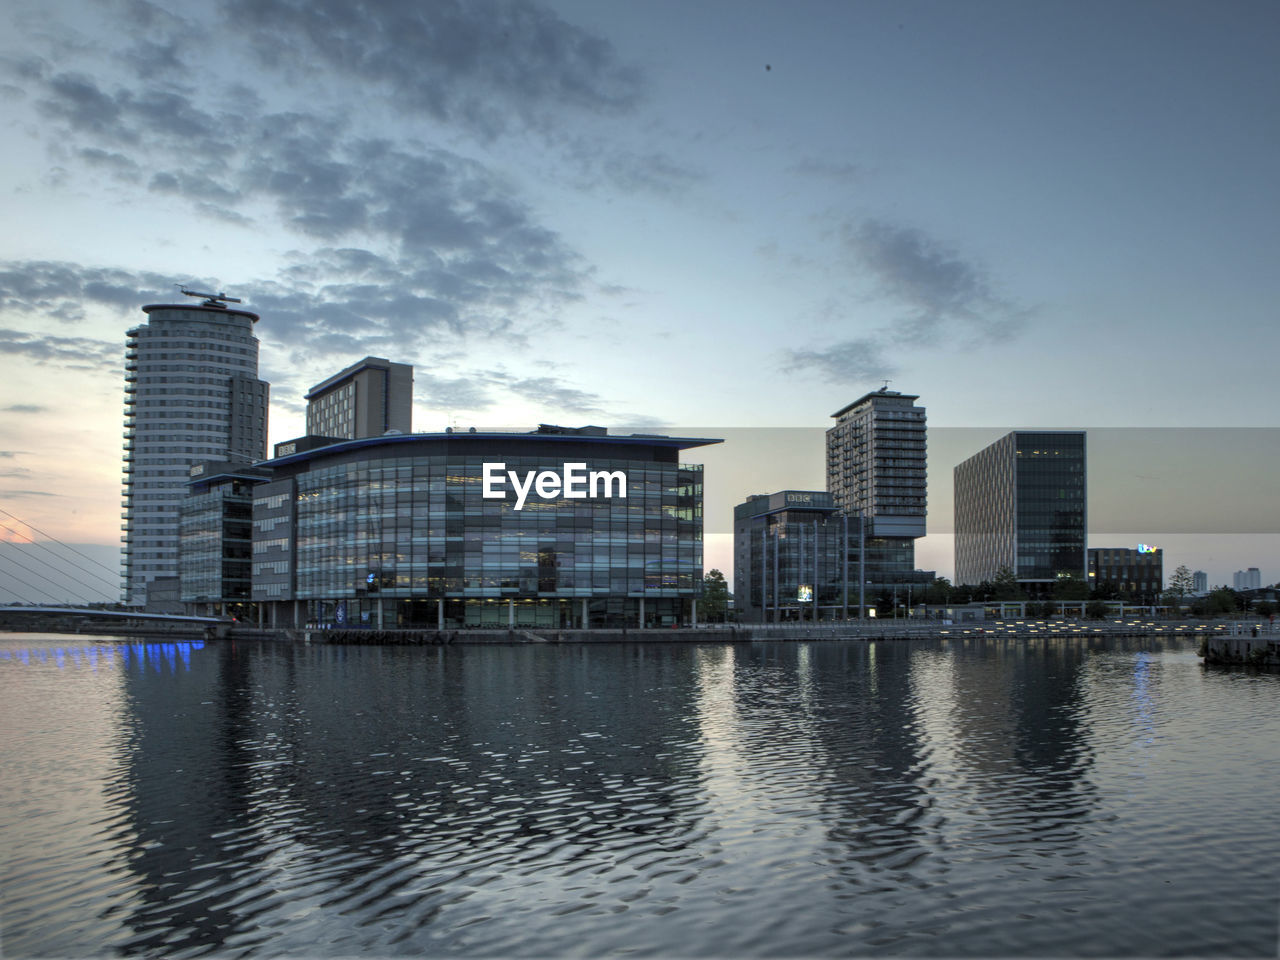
[1,632,1277,957]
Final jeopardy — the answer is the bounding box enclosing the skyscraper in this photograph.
[954,431,1086,589]
[825,388,927,537]
[305,357,413,440]
[123,291,268,606]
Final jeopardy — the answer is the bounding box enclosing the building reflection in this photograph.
[111,640,711,952]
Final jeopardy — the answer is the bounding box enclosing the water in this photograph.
[1,633,1277,958]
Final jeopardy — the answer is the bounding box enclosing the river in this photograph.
[1,632,1276,957]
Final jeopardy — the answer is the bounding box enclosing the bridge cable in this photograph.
[0,508,121,581]
[0,539,105,605]
[0,550,74,605]
[0,519,120,594]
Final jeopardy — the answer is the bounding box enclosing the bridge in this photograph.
[0,605,228,638]
[0,606,222,623]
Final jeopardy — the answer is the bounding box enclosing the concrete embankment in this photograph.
[226,618,1270,645]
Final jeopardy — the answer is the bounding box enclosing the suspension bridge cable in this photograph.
[0,538,106,605]
[0,550,73,605]
[0,508,121,580]
[0,519,120,594]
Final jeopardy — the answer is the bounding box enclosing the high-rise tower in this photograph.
[122,289,268,606]
[826,388,927,537]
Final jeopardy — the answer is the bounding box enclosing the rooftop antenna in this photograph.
[177,284,242,308]
[880,379,892,391]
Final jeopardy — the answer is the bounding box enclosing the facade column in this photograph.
[438,598,445,629]
[639,597,645,628]
[691,598,698,626]
[581,598,588,629]
[293,599,300,628]
[508,598,515,628]
[842,513,849,619]
[376,599,384,630]
[761,525,768,624]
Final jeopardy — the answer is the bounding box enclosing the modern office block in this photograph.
[826,388,927,538]
[1192,570,1209,594]
[179,461,269,615]
[954,431,1086,589]
[123,292,268,606]
[732,490,932,622]
[305,357,413,440]
[1088,546,1163,599]
[249,425,719,629]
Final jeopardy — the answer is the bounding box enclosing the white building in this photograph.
[123,292,268,606]
[1233,568,1262,591]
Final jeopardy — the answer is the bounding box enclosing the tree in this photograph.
[1054,573,1090,601]
[1168,564,1194,598]
[1207,588,1239,616]
[923,577,953,605]
[701,568,729,623]
[992,566,1025,601]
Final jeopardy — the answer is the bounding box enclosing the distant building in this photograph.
[732,490,932,622]
[305,357,413,440]
[1233,568,1262,591]
[954,431,1086,591]
[826,389,927,538]
[1088,547,1163,600]
[123,292,269,607]
[1192,570,1209,594]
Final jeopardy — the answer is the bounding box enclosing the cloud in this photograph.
[0,327,119,367]
[0,262,175,321]
[783,337,896,386]
[789,158,867,183]
[0,489,55,498]
[18,59,590,348]
[2,405,46,414]
[413,371,498,412]
[783,219,1032,386]
[507,376,603,415]
[845,219,1030,345]
[217,0,643,136]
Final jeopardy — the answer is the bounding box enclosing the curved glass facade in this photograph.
[253,433,713,629]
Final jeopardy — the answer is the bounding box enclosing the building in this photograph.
[179,461,268,616]
[954,431,1086,591]
[305,357,413,440]
[1192,570,1209,594]
[123,291,268,606]
[1233,568,1262,590]
[732,490,933,622]
[1088,546,1163,600]
[826,389,927,538]
[249,425,719,629]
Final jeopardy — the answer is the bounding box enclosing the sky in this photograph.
[0,0,1277,602]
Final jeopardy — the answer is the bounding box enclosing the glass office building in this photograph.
[178,462,267,616]
[954,431,1087,589]
[733,491,932,622]
[251,426,719,629]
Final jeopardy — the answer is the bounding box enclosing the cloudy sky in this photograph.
[1,0,1277,599]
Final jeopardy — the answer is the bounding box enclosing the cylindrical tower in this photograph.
[122,297,268,606]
